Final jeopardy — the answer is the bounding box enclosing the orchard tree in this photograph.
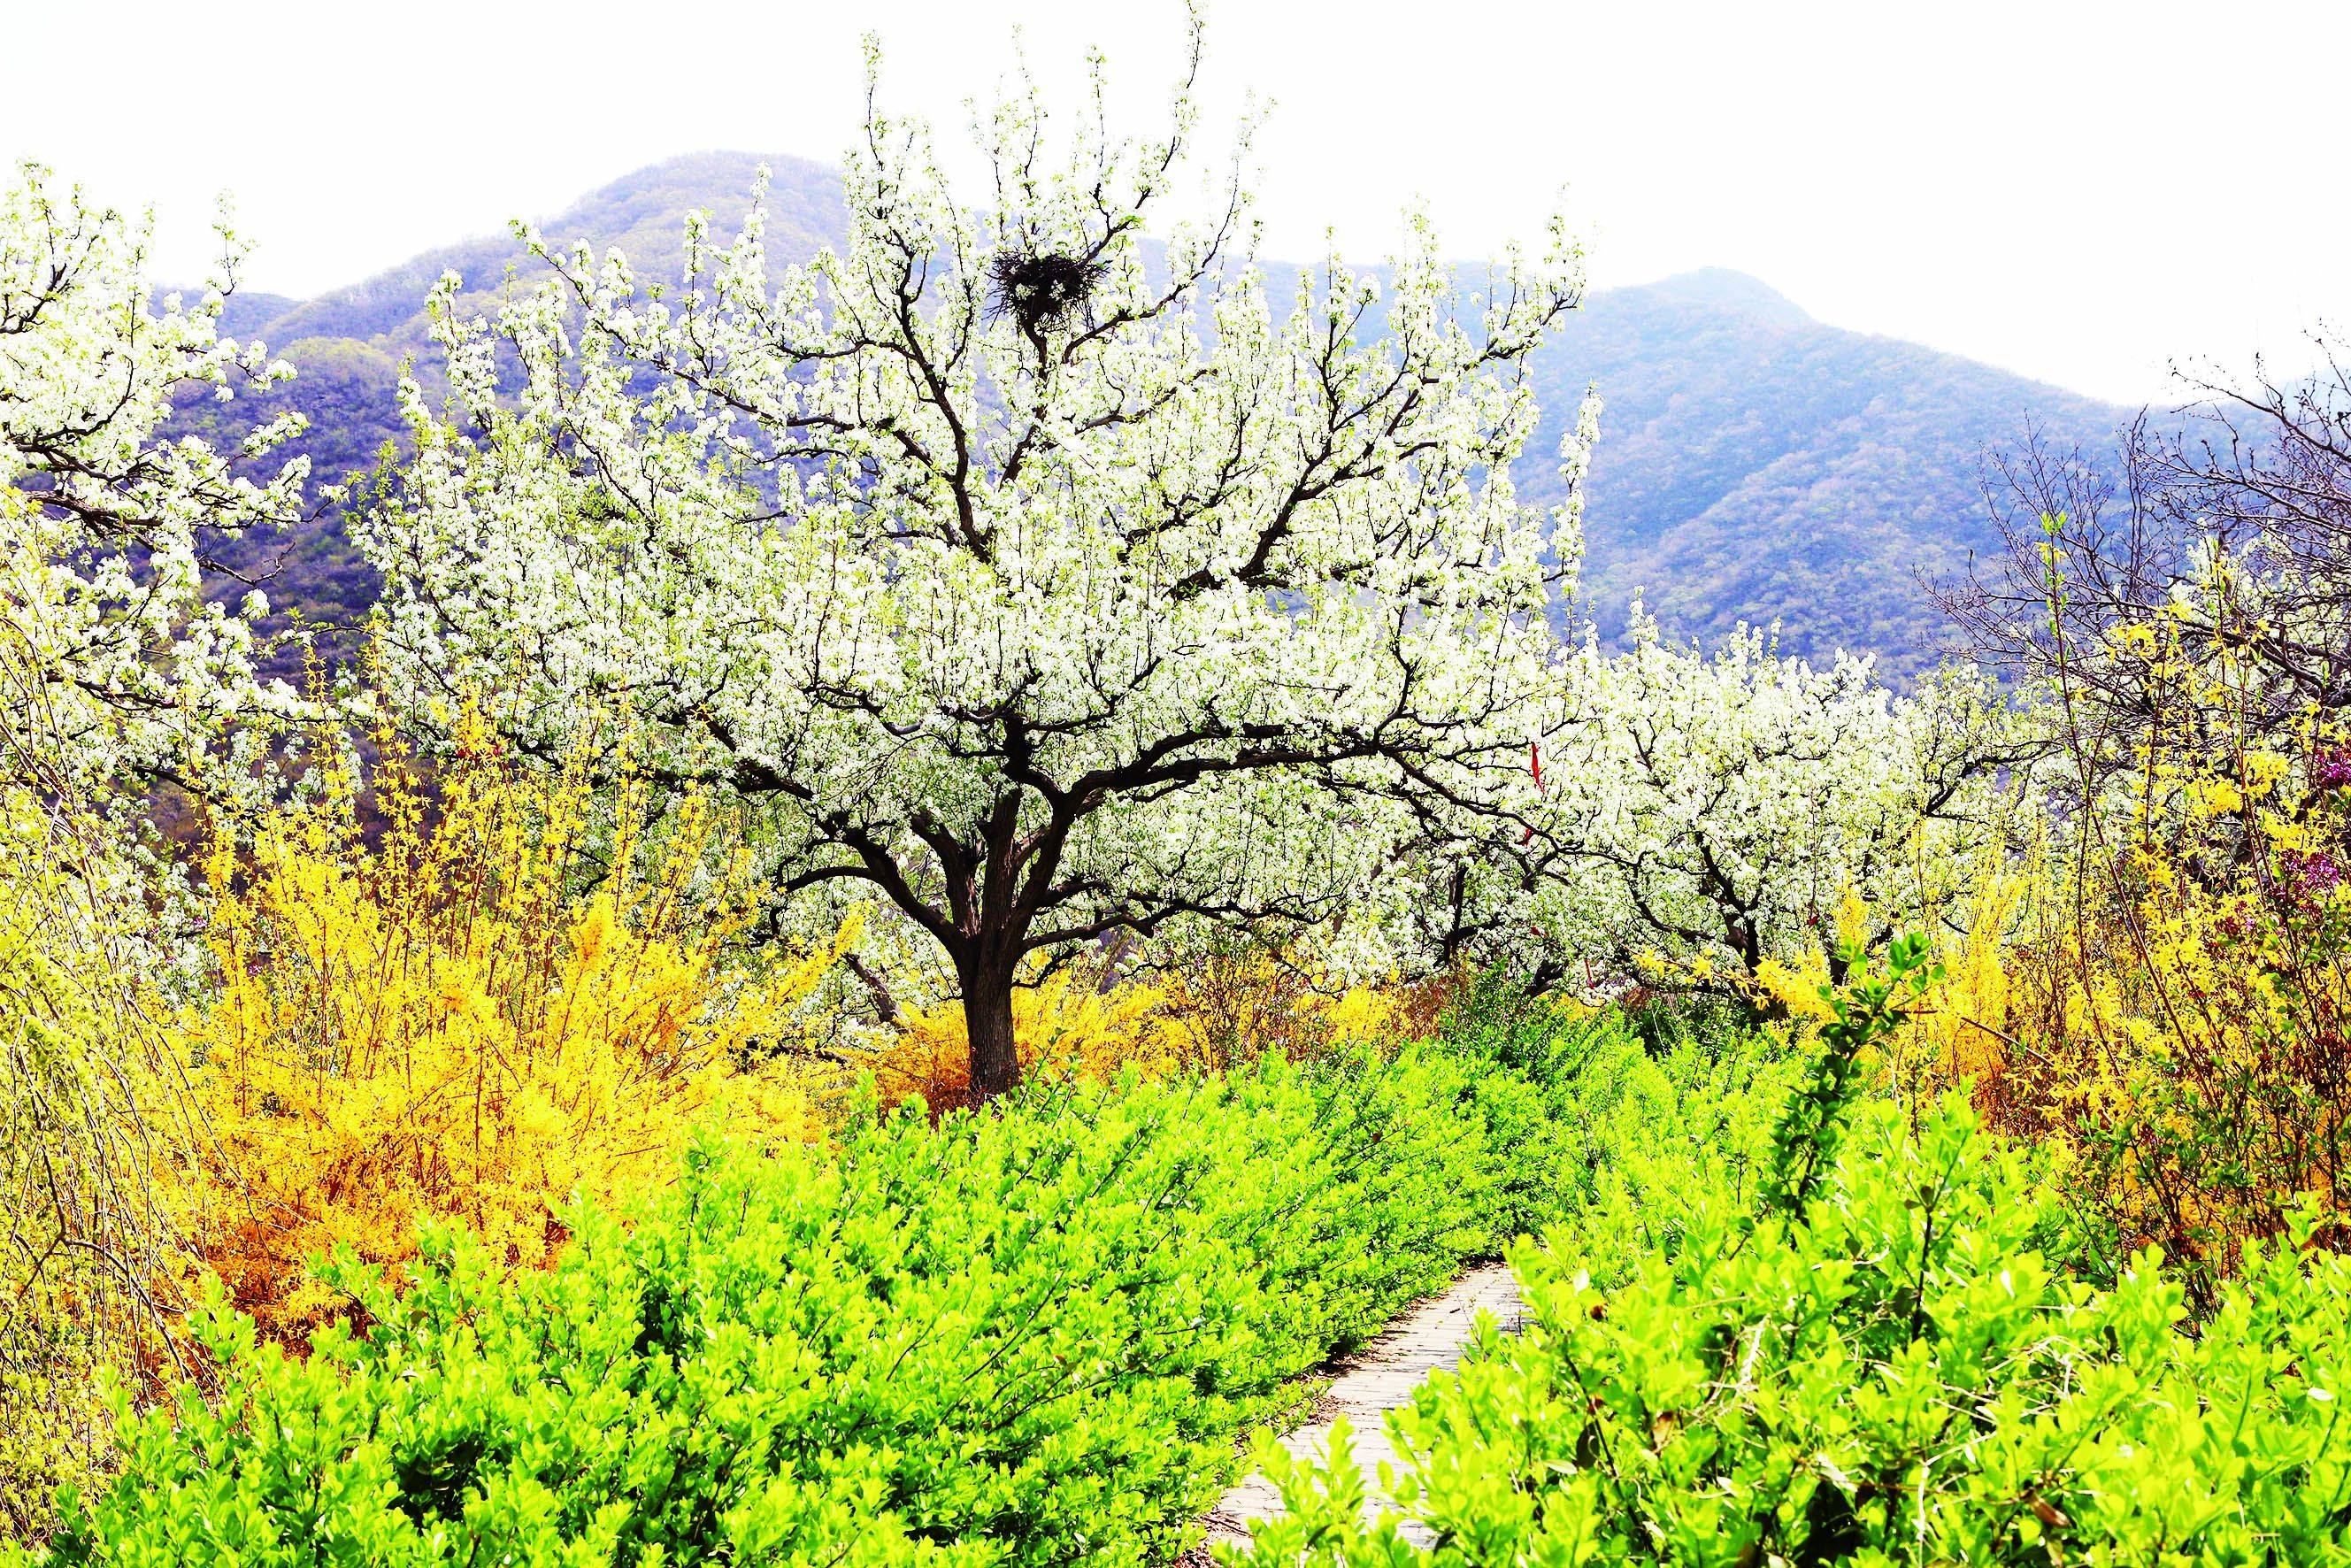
[0,163,309,804]
[1536,616,2017,990]
[363,28,1591,1097]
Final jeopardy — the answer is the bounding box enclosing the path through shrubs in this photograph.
[1200,1262,1525,1556]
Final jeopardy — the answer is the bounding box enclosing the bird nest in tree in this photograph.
[988,248,1107,337]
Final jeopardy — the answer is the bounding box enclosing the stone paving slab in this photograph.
[1198,1262,1526,1555]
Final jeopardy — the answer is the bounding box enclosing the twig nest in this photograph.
[988,249,1106,338]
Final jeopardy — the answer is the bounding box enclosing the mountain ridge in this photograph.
[190,152,2136,677]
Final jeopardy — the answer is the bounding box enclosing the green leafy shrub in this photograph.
[1430,974,1792,1245]
[1241,1087,2351,1565]
[1757,929,1939,1221]
[31,1016,1717,1568]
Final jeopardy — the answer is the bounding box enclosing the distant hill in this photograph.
[1525,270,2132,668]
[190,153,2135,679]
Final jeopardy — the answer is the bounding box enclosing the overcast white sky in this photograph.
[6,0,2339,404]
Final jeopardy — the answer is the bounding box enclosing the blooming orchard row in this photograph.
[4,94,2017,1085]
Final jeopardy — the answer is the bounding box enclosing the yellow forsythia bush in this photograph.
[1746,873,2018,1126]
[1739,759,2346,1310]
[1156,948,1410,1071]
[864,949,1411,1110]
[1999,805,2351,1301]
[1885,870,2021,1113]
[162,714,849,1338]
[869,969,1183,1108]
[1985,618,2351,1300]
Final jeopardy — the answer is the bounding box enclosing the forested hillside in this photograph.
[191,152,2132,676]
[1533,270,2131,665]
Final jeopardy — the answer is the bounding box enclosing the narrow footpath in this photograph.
[1199,1262,1527,1556]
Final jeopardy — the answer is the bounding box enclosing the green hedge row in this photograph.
[1246,1089,2351,1566]
[34,995,1724,1568]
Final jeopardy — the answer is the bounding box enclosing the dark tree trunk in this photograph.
[962,953,1023,1103]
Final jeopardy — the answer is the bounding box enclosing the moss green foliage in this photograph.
[70,944,2350,1567]
[1243,964,2351,1565]
[1428,975,1791,1247]
[28,1013,1695,1568]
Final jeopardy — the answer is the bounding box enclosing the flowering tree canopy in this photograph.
[1400,610,2018,996]
[0,164,307,803]
[363,33,1591,1095]
[1,170,312,1510]
[1532,615,2016,990]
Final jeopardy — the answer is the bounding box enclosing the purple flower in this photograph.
[2315,746,2351,792]
[2286,850,2345,903]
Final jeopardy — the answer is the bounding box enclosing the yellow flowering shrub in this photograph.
[869,969,1182,1108]
[863,948,1413,1111]
[1745,873,2017,1116]
[162,712,849,1338]
[1155,949,1409,1071]
[2000,827,2351,1300]
[1752,949,1835,1025]
[1988,607,2351,1300]
[1741,885,1872,1028]
[1882,869,2021,1108]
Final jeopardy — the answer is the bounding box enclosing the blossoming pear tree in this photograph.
[1525,611,2018,993]
[362,30,1591,1096]
[0,164,308,804]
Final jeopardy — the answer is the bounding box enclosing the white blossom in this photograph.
[0,164,311,804]
[361,26,1587,1092]
[1489,606,2019,991]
